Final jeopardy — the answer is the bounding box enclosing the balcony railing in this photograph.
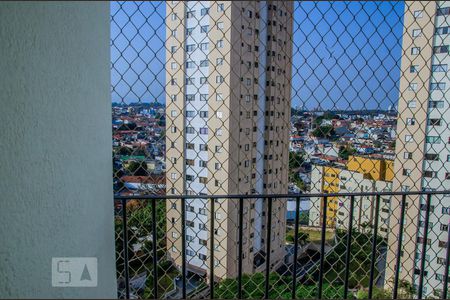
[114,190,450,299]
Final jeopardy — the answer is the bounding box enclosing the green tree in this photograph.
[127,160,148,176]
[338,145,356,160]
[289,152,305,169]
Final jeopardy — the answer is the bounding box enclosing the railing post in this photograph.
[265,197,273,299]
[238,197,244,299]
[121,198,130,299]
[393,195,407,299]
[418,193,432,299]
[209,198,215,299]
[343,195,355,299]
[151,198,158,299]
[291,196,301,299]
[443,220,450,299]
[318,196,328,299]
[368,195,380,299]
[181,197,187,299]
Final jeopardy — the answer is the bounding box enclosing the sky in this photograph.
[111,1,404,110]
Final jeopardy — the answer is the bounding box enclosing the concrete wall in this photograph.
[0,2,116,298]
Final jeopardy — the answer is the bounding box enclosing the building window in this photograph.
[186,44,195,52]
[428,118,441,126]
[413,10,423,18]
[185,61,195,69]
[435,26,450,35]
[433,45,449,54]
[200,60,209,67]
[405,135,413,143]
[201,25,209,33]
[200,94,208,101]
[404,152,412,159]
[216,75,224,83]
[185,110,194,118]
[200,77,207,84]
[410,65,419,73]
[216,58,224,65]
[216,111,223,118]
[423,170,437,178]
[429,101,444,108]
[437,7,450,16]
[411,47,420,55]
[200,128,208,135]
[170,94,177,102]
[217,40,224,48]
[185,27,193,36]
[426,136,440,144]
[170,110,177,117]
[201,7,209,16]
[217,3,224,12]
[407,100,416,108]
[412,29,422,38]
[199,253,207,261]
[185,127,194,134]
[217,22,224,30]
[432,64,448,72]
[431,82,446,90]
[406,118,415,125]
[186,10,195,18]
[185,77,194,85]
[200,42,209,51]
[172,29,177,37]
[199,111,208,118]
[186,94,195,101]
[424,153,439,161]
[186,249,195,256]
[170,46,177,53]
[408,83,417,91]
[216,93,223,101]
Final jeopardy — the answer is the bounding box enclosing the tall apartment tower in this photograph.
[165,1,293,280]
[386,1,450,297]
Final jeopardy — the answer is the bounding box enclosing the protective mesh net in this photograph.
[112,1,450,299]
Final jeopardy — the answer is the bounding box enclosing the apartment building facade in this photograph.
[386,1,450,297]
[309,156,393,237]
[165,1,293,280]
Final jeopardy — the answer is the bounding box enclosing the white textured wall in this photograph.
[0,2,116,298]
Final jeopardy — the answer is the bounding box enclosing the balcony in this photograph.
[115,190,450,299]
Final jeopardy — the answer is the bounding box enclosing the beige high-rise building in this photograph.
[386,1,450,297]
[165,1,293,280]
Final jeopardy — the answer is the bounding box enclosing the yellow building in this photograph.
[347,155,394,181]
[310,156,394,229]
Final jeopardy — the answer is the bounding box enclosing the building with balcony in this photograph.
[165,1,293,279]
[309,156,394,236]
[386,1,450,297]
